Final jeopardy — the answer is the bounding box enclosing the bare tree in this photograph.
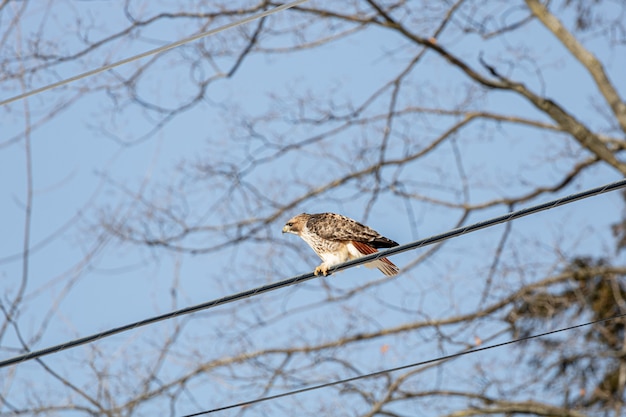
[1,1,625,416]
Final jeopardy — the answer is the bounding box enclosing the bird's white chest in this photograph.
[300,231,359,266]
[318,250,350,267]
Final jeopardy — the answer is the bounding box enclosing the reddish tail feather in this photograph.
[351,241,399,277]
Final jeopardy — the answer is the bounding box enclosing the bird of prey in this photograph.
[282,212,399,276]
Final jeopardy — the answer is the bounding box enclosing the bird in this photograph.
[282,212,400,277]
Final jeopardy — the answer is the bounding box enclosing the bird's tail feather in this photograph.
[351,241,399,277]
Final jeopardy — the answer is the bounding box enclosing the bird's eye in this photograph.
[286,222,293,227]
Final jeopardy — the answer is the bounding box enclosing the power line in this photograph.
[0,178,624,368]
[335,177,626,272]
[0,0,310,107]
[181,313,626,416]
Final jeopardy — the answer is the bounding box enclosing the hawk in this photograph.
[282,212,400,276]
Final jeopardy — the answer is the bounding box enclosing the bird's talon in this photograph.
[314,265,329,276]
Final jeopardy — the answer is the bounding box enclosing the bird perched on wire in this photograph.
[282,212,400,276]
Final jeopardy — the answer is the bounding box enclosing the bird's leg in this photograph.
[314,263,330,276]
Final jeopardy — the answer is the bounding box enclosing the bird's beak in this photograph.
[281,225,289,233]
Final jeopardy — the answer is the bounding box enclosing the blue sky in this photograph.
[1,1,625,415]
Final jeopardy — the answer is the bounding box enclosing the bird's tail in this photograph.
[351,241,400,277]
[368,258,400,276]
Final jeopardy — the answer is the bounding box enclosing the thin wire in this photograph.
[181,313,626,416]
[331,177,626,272]
[0,178,625,368]
[0,0,310,107]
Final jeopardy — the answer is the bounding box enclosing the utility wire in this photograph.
[0,0,310,107]
[181,313,626,416]
[0,178,625,369]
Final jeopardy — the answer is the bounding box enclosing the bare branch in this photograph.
[525,0,626,133]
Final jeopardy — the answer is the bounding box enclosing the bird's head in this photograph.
[282,213,309,235]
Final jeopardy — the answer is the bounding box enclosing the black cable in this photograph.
[0,0,310,107]
[1,178,624,368]
[181,313,626,416]
[331,177,626,271]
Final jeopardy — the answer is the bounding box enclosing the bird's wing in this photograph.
[306,213,398,247]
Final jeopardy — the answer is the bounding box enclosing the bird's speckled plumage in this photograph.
[282,213,399,276]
